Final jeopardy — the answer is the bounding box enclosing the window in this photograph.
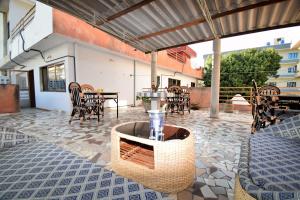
[157,76,160,87]
[168,78,181,87]
[288,66,297,73]
[287,82,296,87]
[268,82,276,86]
[7,22,10,38]
[191,82,196,87]
[288,52,298,59]
[40,63,66,92]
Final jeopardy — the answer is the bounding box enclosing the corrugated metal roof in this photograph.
[37,0,300,53]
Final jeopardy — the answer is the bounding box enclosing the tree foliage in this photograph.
[203,49,282,87]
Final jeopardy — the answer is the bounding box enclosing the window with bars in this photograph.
[287,82,296,87]
[40,63,66,92]
[288,66,297,73]
[288,52,298,59]
[268,82,276,86]
[168,78,181,87]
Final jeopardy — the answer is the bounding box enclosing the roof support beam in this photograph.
[197,0,218,38]
[105,0,155,22]
[137,0,289,40]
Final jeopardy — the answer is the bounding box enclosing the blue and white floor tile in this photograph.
[0,138,168,200]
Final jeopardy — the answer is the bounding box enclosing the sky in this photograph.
[189,26,300,68]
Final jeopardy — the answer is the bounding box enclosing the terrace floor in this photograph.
[0,107,252,200]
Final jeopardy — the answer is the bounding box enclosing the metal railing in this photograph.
[166,49,186,63]
[10,5,36,39]
[219,87,253,104]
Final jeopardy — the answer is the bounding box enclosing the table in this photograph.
[268,94,300,111]
[83,92,119,118]
[111,121,195,193]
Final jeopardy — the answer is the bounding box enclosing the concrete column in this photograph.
[150,51,160,110]
[210,38,221,118]
[151,51,157,87]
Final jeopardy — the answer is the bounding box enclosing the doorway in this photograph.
[28,70,36,107]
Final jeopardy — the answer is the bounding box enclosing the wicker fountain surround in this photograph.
[111,121,195,193]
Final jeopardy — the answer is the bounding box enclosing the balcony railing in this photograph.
[167,49,187,63]
[220,86,300,104]
[10,5,36,39]
[280,58,299,64]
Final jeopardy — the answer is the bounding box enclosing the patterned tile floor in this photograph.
[0,138,168,200]
[0,107,253,200]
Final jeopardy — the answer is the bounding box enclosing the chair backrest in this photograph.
[68,82,82,107]
[81,84,95,93]
[181,86,191,94]
[258,85,280,96]
[252,80,259,97]
[167,85,183,94]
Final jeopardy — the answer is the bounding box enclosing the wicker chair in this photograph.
[251,80,280,133]
[181,86,191,114]
[81,84,95,93]
[68,82,86,123]
[166,86,184,114]
[81,83,104,122]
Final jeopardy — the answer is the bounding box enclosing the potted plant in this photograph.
[136,96,151,112]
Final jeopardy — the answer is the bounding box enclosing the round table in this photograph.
[111,121,195,193]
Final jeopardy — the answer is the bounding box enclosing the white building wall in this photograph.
[76,43,197,108]
[0,13,4,59]
[9,39,197,112]
[11,43,74,112]
[76,44,135,107]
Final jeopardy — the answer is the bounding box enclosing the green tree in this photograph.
[203,49,282,87]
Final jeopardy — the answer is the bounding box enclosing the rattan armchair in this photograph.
[251,80,280,133]
[68,82,86,123]
[166,86,184,114]
[80,83,104,122]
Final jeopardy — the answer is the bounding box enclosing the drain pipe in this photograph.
[18,29,77,82]
[73,43,77,82]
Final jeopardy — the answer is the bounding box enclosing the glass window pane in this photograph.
[41,63,66,92]
[55,64,65,80]
[48,66,56,80]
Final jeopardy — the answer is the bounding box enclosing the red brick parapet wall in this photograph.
[53,9,203,79]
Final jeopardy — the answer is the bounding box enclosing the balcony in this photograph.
[166,46,197,63]
[6,2,53,61]
[280,58,299,64]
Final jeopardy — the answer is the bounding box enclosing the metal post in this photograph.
[151,51,157,87]
[133,60,136,107]
[210,38,221,118]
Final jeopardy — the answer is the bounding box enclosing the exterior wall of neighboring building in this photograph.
[0,0,202,112]
[203,40,300,92]
[266,46,300,90]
